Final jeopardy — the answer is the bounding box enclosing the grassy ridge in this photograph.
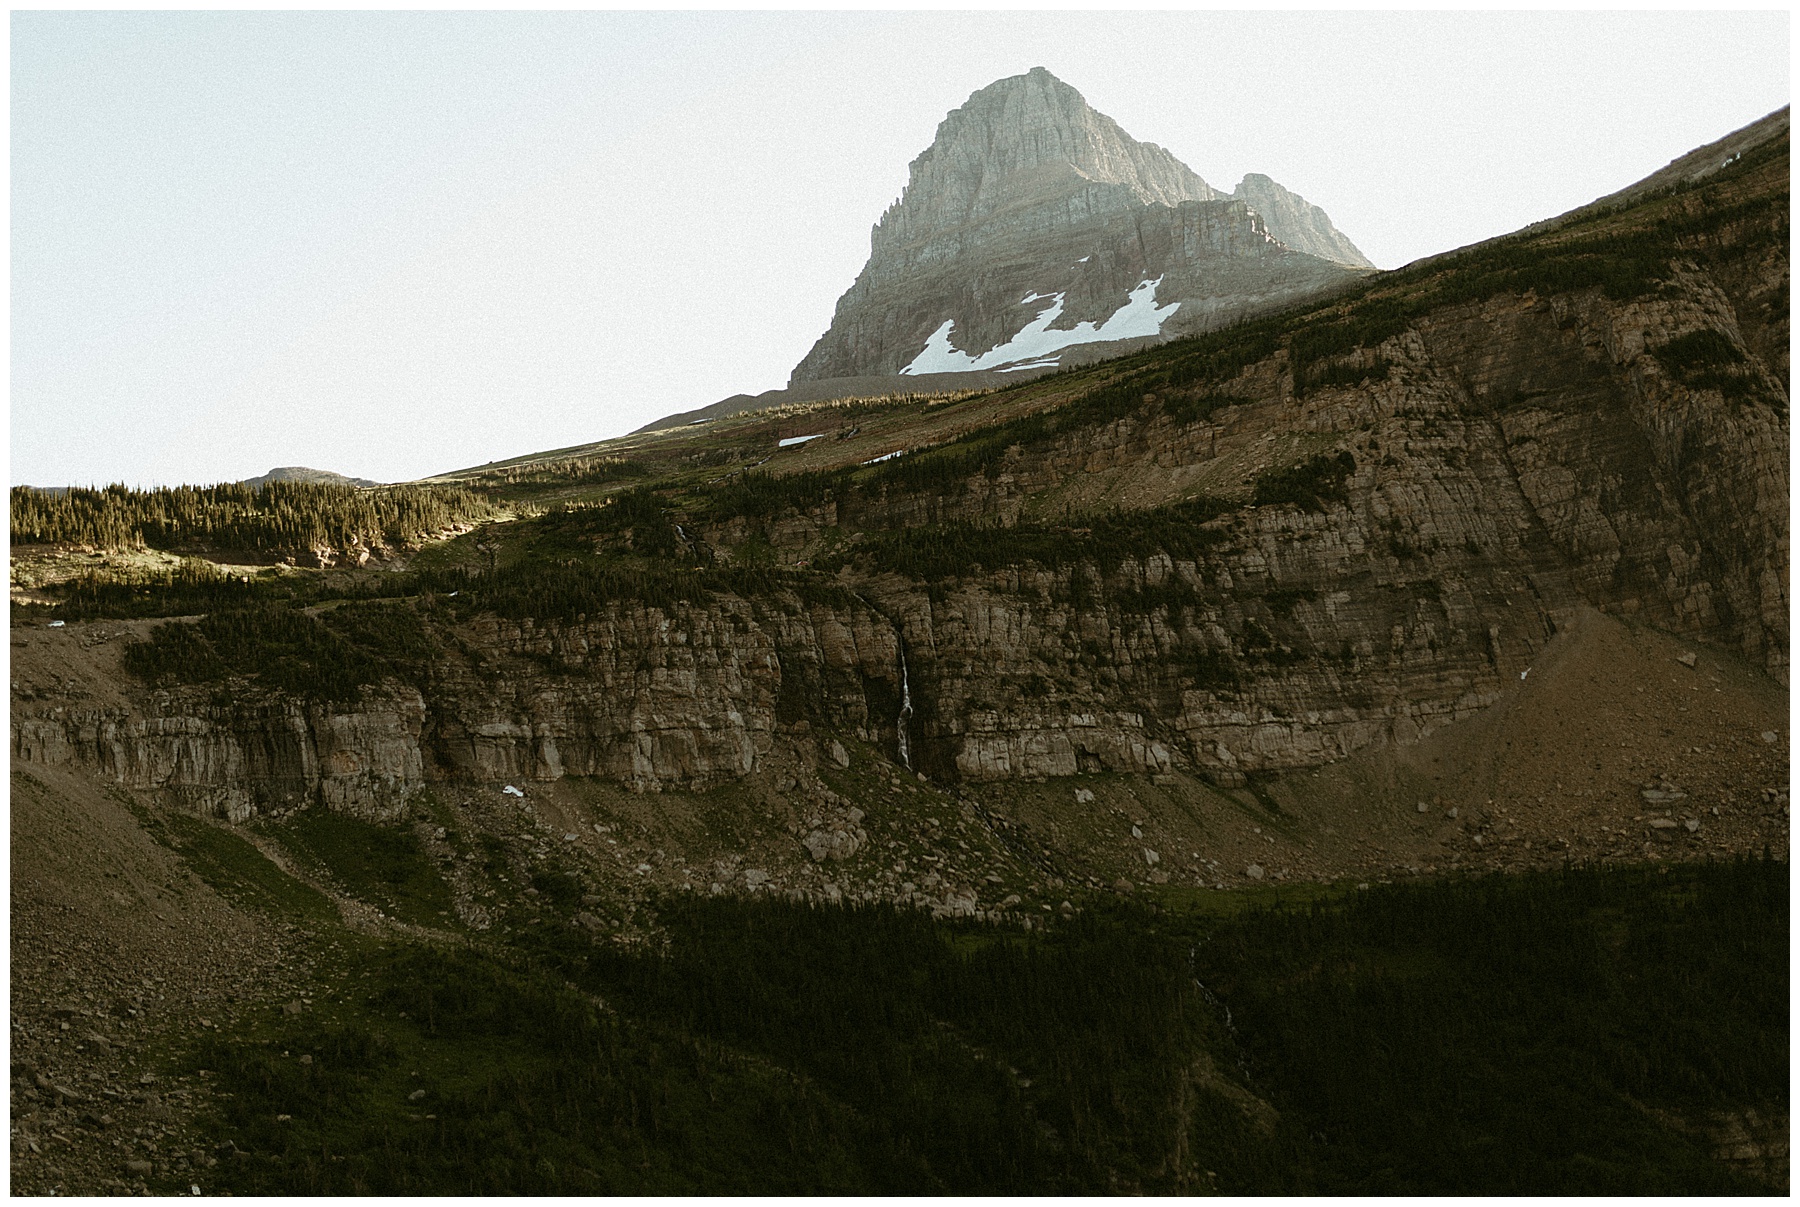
[625,146,1784,526]
[10,480,495,556]
[277,810,456,927]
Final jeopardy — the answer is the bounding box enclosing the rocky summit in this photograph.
[791,67,1373,384]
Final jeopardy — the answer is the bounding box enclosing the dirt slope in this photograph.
[9,763,315,1195]
[1267,606,1789,875]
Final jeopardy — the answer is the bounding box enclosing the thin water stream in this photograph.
[896,637,915,771]
[853,590,915,772]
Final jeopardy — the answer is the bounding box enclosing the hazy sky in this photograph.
[12,10,1789,488]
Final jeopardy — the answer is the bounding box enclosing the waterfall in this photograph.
[896,637,915,771]
[853,590,917,773]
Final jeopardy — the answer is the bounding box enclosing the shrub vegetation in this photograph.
[819,496,1232,582]
[1650,329,1757,399]
[122,601,429,701]
[1252,452,1357,511]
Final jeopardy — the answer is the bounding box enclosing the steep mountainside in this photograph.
[792,68,1372,382]
[11,107,1789,1198]
[15,104,1787,865]
[1576,106,1792,218]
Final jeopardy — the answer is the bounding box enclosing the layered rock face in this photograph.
[14,230,1786,811]
[792,68,1373,382]
[883,273,1787,784]
[12,602,896,818]
[10,117,1785,822]
[13,682,429,822]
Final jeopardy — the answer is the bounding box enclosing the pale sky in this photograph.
[11,10,1790,488]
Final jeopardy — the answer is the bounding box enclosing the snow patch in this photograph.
[778,433,825,448]
[998,358,1061,373]
[900,277,1179,375]
[862,450,906,465]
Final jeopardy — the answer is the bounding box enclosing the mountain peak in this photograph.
[964,64,1084,107]
[872,71,1217,258]
[982,64,1070,90]
[792,70,1374,383]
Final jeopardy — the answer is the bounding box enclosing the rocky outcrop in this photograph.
[749,205,1786,780]
[13,684,427,822]
[9,599,888,818]
[792,67,1372,382]
[1708,1108,1790,1192]
[1232,173,1373,268]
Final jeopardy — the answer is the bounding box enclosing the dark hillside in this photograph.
[126,859,1793,1195]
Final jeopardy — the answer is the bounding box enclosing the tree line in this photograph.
[11,480,495,557]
